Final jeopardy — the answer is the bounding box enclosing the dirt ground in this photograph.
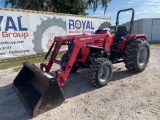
[0,45,159,120]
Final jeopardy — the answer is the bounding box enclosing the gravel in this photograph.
[0,45,159,120]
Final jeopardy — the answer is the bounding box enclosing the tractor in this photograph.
[13,8,150,117]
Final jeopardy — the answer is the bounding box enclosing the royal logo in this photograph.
[69,19,94,29]
[0,16,28,39]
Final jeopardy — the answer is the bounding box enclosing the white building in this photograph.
[123,18,160,42]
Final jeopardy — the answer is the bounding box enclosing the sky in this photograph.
[86,0,160,25]
[0,0,160,25]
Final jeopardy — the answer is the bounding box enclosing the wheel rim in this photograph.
[138,47,148,66]
[98,66,110,82]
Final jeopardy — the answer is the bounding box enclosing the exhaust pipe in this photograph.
[13,62,64,117]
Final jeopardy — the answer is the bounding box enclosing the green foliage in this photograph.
[4,0,87,15]
[52,0,87,15]
[4,0,112,14]
[86,0,112,13]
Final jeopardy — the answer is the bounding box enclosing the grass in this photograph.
[0,51,64,70]
[150,42,160,46]
[2,41,159,70]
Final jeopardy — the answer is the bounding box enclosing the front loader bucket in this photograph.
[13,62,64,117]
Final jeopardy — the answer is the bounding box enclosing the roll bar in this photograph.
[115,8,135,35]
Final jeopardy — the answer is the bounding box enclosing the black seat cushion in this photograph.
[114,26,128,43]
[116,26,128,37]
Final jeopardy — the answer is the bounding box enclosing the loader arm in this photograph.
[12,8,150,118]
[13,30,112,117]
[41,31,112,88]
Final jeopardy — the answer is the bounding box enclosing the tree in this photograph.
[86,0,112,13]
[4,0,87,15]
[4,0,112,14]
[51,0,87,15]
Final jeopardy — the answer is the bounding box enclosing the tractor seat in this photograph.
[114,26,128,43]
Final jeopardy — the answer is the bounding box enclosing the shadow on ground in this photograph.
[0,65,136,120]
[112,66,136,81]
[0,84,30,120]
[60,66,136,99]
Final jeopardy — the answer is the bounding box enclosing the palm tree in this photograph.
[86,0,112,13]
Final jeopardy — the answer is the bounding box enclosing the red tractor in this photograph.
[13,8,150,117]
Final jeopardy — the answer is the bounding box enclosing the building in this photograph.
[122,18,160,42]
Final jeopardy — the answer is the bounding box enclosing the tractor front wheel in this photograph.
[88,58,113,87]
[124,39,150,73]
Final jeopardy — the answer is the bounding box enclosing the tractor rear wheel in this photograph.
[88,58,113,87]
[124,39,150,73]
